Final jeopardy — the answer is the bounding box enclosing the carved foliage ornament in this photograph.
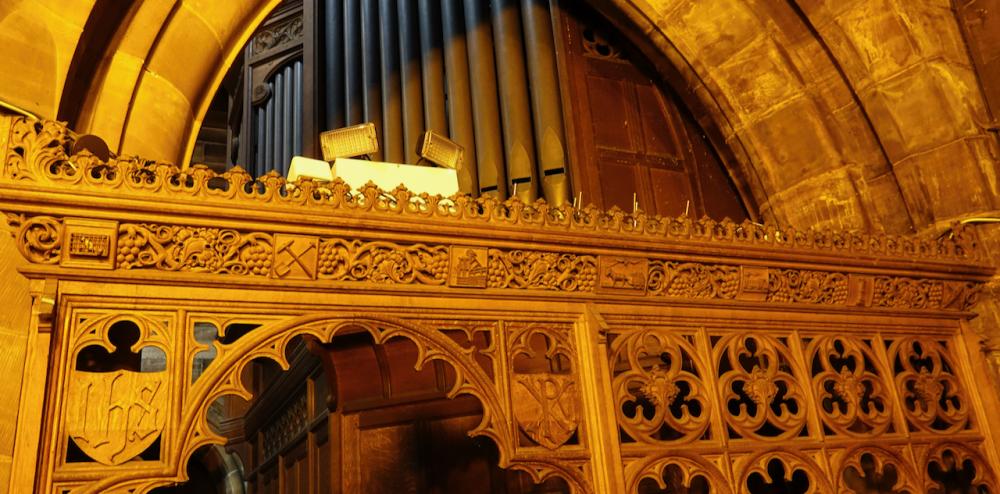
[807,336,893,437]
[2,118,983,263]
[610,329,711,444]
[889,338,970,433]
[716,335,808,441]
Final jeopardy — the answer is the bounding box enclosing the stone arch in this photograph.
[77,313,521,493]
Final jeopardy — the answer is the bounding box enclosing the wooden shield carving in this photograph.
[512,374,579,450]
[66,370,168,465]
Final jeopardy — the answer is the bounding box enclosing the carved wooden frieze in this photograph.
[4,214,985,312]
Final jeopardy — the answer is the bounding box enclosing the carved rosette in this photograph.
[716,335,808,440]
[609,329,711,444]
[5,213,63,263]
[807,336,893,437]
[888,338,970,434]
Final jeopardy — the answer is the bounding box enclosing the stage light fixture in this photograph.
[416,130,464,170]
[320,122,379,161]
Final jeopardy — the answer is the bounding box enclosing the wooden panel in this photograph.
[635,84,681,162]
[649,167,693,217]
[359,424,420,494]
[599,161,640,212]
[585,75,635,153]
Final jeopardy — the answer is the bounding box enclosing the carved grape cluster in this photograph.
[577,266,597,291]
[317,242,339,275]
[116,233,147,267]
[417,250,449,281]
[242,243,272,275]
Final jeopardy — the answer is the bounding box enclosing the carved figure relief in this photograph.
[598,256,647,294]
[449,246,488,288]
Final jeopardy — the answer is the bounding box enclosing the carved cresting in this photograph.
[2,117,999,494]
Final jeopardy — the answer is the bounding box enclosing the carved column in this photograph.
[9,278,56,494]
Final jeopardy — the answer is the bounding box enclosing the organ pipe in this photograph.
[521,0,569,206]
[344,0,363,125]
[322,0,344,130]
[440,0,479,194]
[293,61,303,157]
[491,0,538,202]
[379,0,404,163]
[463,0,507,197]
[281,66,293,174]
[398,1,425,164]
[361,0,384,160]
[417,0,448,135]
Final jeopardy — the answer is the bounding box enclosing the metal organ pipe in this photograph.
[292,61,303,158]
[463,0,507,197]
[491,0,538,202]
[521,0,569,207]
[398,0,425,165]
[441,0,478,194]
[282,65,294,175]
[417,0,448,135]
[323,0,344,130]
[379,0,404,163]
[361,0,384,160]
[344,0,363,125]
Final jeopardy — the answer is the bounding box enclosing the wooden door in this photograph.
[556,3,748,220]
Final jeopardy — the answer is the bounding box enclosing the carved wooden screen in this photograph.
[3,117,1000,493]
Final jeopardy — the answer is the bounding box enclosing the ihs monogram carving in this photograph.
[67,370,167,466]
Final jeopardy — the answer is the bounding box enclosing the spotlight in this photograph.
[320,122,379,161]
[416,130,463,170]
